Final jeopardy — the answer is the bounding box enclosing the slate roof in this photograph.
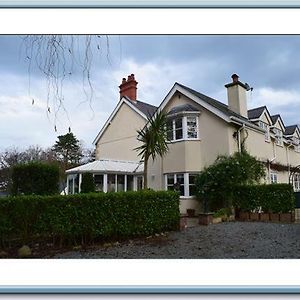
[167,103,200,115]
[176,83,249,122]
[271,114,280,125]
[247,106,266,120]
[284,125,298,136]
[124,96,157,117]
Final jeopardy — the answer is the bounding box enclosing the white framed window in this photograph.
[273,128,283,146]
[270,172,278,184]
[165,173,198,197]
[187,116,198,139]
[166,115,199,142]
[294,174,300,192]
[259,121,270,142]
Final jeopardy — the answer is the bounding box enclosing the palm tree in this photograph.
[135,110,169,189]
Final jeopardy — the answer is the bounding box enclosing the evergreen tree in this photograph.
[52,132,83,169]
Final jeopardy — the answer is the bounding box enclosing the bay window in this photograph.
[167,115,199,142]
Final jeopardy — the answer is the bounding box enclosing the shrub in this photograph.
[233,184,295,213]
[80,173,95,193]
[195,151,265,211]
[11,162,59,196]
[213,208,232,218]
[0,190,179,248]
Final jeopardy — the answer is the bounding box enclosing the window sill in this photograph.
[168,138,201,144]
[180,196,197,199]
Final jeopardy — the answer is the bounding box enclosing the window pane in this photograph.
[189,174,197,196]
[94,174,104,192]
[167,174,174,185]
[166,120,173,141]
[187,116,198,138]
[175,118,183,140]
[117,174,125,192]
[74,174,79,193]
[68,176,73,194]
[107,174,116,192]
[127,175,134,191]
[176,174,184,185]
[137,176,143,190]
[176,174,184,196]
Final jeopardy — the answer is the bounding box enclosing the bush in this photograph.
[195,151,265,211]
[213,208,232,218]
[233,184,295,213]
[11,162,59,196]
[0,190,180,247]
[80,173,95,193]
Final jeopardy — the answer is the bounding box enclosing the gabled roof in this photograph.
[284,125,299,136]
[126,97,157,117]
[93,97,156,145]
[176,83,249,122]
[66,159,143,174]
[271,114,280,124]
[270,114,285,131]
[248,106,266,119]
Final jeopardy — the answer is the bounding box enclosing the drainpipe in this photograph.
[268,145,276,184]
[237,124,245,153]
[286,143,293,183]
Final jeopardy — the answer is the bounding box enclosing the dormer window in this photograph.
[258,121,270,142]
[272,128,283,146]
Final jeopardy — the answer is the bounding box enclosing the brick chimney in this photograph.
[225,74,248,118]
[119,74,138,101]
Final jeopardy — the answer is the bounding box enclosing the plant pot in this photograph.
[280,213,293,223]
[250,212,259,221]
[186,208,196,218]
[199,213,213,225]
[259,213,270,222]
[270,213,280,222]
[239,211,249,221]
[212,217,222,224]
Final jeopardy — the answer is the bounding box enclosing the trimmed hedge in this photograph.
[0,190,179,247]
[233,184,295,213]
[11,162,59,196]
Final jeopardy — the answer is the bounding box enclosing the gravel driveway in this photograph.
[54,222,300,259]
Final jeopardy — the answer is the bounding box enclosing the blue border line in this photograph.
[0,286,300,293]
[2,1,300,8]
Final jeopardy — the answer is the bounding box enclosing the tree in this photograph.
[52,132,83,169]
[80,173,95,193]
[135,110,169,189]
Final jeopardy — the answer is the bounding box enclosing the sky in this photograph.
[1,35,300,151]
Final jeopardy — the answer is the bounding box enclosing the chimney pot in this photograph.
[119,74,138,101]
[231,74,239,83]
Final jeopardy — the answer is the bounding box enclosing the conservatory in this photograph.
[65,159,144,194]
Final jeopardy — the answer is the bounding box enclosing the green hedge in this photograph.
[0,190,179,247]
[233,184,295,213]
[11,162,59,196]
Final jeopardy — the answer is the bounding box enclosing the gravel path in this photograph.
[54,222,300,259]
